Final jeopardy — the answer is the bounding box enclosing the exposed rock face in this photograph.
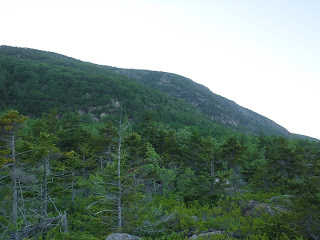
[105,233,141,240]
[189,231,223,239]
[269,194,291,204]
[78,110,86,116]
[100,112,107,119]
[244,200,274,217]
[244,198,290,216]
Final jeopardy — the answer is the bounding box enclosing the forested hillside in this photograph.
[106,68,290,137]
[0,45,309,139]
[0,46,319,240]
[0,47,200,125]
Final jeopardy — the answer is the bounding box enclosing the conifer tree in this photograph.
[0,110,28,240]
[88,116,143,233]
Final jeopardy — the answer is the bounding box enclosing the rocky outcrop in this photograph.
[244,199,288,217]
[189,231,223,239]
[244,200,275,217]
[188,230,243,240]
[105,233,141,240]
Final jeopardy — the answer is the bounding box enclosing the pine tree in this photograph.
[0,110,28,240]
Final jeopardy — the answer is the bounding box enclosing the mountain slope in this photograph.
[104,68,290,136]
[0,46,226,132]
[0,46,308,138]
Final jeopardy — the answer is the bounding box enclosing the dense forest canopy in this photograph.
[0,46,319,239]
[1,45,316,140]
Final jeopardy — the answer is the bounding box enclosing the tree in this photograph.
[98,121,118,170]
[220,136,245,192]
[0,110,28,240]
[0,111,69,239]
[88,115,143,233]
[0,67,11,108]
[36,132,59,221]
[115,116,128,229]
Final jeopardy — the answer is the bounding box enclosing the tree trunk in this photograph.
[42,156,49,221]
[210,147,215,194]
[11,133,18,240]
[71,170,75,204]
[82,155,86,179]
[62,212,68,233]
[100,156,103,172]
[117,124,122,230]
[107,145,111,164]
[210,159,215,177]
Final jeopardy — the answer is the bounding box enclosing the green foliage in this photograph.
[2,46,319,240]
[0,109,28,131]
[46,228,99,240]
[0,46,227,135]
[0,106,319,240]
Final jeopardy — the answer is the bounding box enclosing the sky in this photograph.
[1,0,320,139]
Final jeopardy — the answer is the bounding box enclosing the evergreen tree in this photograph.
[0,110,28,240]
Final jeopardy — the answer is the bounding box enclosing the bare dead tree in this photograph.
[8,212,68,240]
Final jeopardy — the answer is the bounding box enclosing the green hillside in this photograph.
[105,68,290,136]
[0,45,296,138]
[0,46,319,240]
[0,46,228,134]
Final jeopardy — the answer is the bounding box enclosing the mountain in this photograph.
[0,46,226,133]
[1,46,320,240]
[105,67,290,137]
[0,46,313,139]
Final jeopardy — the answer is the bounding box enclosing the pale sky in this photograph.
[1,0,319,140]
